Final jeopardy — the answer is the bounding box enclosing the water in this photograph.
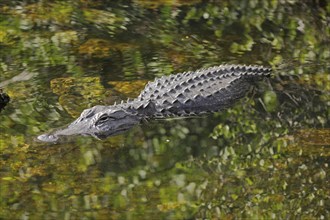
[0,1,329,219]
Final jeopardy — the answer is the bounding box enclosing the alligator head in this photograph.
[38,104,142,142]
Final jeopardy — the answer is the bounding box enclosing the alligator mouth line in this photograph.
[38,125,135,142]
[85,128,131,140]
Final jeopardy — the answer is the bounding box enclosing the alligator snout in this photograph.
[37,134,59,142]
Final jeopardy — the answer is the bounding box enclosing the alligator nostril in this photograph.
[37,134,59,142]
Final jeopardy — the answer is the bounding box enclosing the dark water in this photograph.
[0,1,329,219]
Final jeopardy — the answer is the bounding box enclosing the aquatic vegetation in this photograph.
[0,0,329,219]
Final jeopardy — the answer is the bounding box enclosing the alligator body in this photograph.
[38,64,271,142]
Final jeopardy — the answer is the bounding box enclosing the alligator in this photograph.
[38,64,271,142]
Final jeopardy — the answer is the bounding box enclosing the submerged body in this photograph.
[38,64,271,142]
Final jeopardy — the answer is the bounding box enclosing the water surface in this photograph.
[0,1,329,219]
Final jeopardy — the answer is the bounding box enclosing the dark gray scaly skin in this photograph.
[38,64,271,142]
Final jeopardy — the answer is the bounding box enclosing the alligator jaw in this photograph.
[37,121,93,142]
[37,124,138,142]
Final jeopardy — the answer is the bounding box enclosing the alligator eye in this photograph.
[98,114,110,122]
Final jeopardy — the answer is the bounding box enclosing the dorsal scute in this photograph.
[135,64,271,117]
[137,64,270,102]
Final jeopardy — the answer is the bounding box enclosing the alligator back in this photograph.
[136,65,271,118]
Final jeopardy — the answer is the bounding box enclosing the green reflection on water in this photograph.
[0,0,329,219]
